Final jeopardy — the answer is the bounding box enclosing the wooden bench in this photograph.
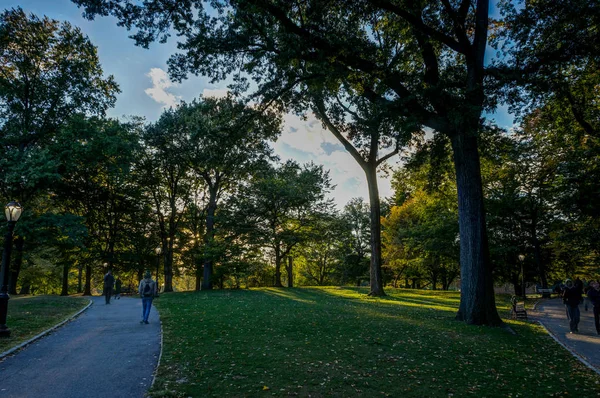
[510,296,528,321]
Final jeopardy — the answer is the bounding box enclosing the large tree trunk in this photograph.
[164,246,173,292]
[83,264,92,296]
[274,243,283,287]
[61,263,69,296]
[531,227,549,297]
[451,133,502,325]
[8,236,24,295]
[195,260,202,291]
[365,165,385,296]
[286,256,294,288]
[77,265,83,293]
[201,190,218,290]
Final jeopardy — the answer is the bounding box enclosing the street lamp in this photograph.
[0,201,23,337]
[155,246,162,292]
[518,254,526,300]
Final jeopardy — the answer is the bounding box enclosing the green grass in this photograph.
[152,287,600,397]
[0,295,89,353]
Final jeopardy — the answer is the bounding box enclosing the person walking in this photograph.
[114,277,122,300]
[138,270,157,324]
[103,270,115,305]
[562,279,583,333]
[587,280,600,335]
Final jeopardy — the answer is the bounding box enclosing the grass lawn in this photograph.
[0,295,89,353]
[152,288,600,397]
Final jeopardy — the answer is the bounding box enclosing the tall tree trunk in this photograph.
[286,256,294,288]
[451,133,502,326]
[84,264,92,296]
[61,263,69,296]
[164,245,173,292]
[274,243,283,287]
[365,165,385,296]
[195,261,202,291]
[202,191,218,290]
[77,265,83,294]
[531,226,549,297]
[8,236,24,295]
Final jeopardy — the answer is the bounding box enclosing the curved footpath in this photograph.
[532,298,600,374]
[0,296,161,398]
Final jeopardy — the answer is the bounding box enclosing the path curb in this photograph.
[0,298,93,360]
[149,318,164,394]
[537,320,600,376]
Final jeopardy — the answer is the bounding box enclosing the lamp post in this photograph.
[155,246,162,292]
[0,201,23,337]
[518,254,526,300]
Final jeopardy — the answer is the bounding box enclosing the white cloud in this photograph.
[202,88,230,98]
[145,68,181,109]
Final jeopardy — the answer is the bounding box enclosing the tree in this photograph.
[140,109,198,292]
[231,161,333,287]
[73,0,503,324]
[180,96,282,290]
[498,0,600,138]
[339,198,371,286]
[0,7,118,293]
[295,214,348,286]
[52,115,142,295]
[384,152,460,291]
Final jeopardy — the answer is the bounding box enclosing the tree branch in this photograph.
[312,97,367,170]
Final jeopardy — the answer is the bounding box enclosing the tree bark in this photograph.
[286,256,294,288]
[451,133,502,325]
[77,265,83,293]
[274,243,283,287]
[365,165,385,296]
[531,226,549,297]
[201,190,218,290]
[61,263,69,296]
[83,264,92,296]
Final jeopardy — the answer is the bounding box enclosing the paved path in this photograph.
[0,296,161,398]
[532,298,600,372]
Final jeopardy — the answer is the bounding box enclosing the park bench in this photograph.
[510,296,528,321]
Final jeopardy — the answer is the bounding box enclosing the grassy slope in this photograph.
[153,288,600,397]
[0,295,89,353]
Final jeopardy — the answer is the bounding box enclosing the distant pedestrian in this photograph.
[103,270,115,305]
[114,278,122,300]
[587,280,600,335]
[138,270,157,324]
[562,279,583,333]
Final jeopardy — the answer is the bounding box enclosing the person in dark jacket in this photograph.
[103,270,115,305]
[114,278,122,300]
[562,279,583,333]
[587,280,600,335]
[138,270,157,324]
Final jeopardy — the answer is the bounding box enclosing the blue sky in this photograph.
[8,0,514,209]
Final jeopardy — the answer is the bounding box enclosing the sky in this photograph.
[7,0,514,209]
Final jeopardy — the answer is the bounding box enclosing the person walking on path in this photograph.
[587,280,600,335]
[114,277,122,300]
[138,270,157,324]
[104,270,115,305]
[562,279,583,333]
